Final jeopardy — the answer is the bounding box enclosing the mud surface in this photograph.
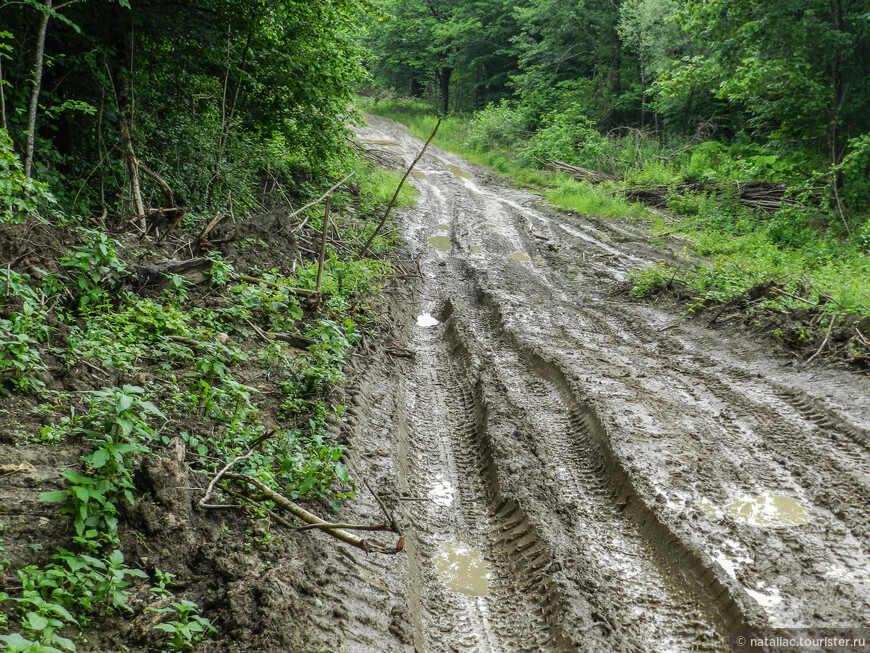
[299,115,870,653]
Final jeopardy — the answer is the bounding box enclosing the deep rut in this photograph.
[328,114,870,653]
[398,306,570,652]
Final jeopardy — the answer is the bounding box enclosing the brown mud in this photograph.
[3,114,870,652]
[298,114,870,652]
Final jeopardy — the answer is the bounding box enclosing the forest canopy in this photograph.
[0,0,374,219]
[365,0,870,216]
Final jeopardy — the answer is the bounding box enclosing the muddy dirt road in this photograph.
[303,115,870,653]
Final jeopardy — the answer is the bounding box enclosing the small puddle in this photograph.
[411,170,426,180]
[427,236,452,252]
[447,164,471,179]
[470,246,483,254]
[507,252,531,262]
[435,224,450,231]
[417,313,439,328]
[360,139,400,146]
[364,573,387,589]
[434,542,490,596]
[725,493,809,527]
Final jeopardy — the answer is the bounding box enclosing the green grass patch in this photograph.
[360,96,870,318]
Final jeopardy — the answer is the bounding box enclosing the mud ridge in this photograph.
[441,306,576,651]
[470,283,763,635]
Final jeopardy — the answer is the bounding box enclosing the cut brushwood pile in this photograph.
[543,159,799,213]
[623,181,794,213]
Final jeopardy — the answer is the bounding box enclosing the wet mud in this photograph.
[300,115,870,652]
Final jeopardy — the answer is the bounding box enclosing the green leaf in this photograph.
[27,611,49,630]
[38,490,69,503]
[88,449,110,468]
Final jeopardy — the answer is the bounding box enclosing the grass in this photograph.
[358,95,870,318]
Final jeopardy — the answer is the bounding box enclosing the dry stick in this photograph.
[361,118,442,256]
[222,472,404,555]
[807,313,838,364]
[315,194,332,296]
[277,172,355,234]
[363,478,399,533]
[294,522,389,533]
[199,450,254,509]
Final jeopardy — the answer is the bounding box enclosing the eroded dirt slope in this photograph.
[302,115,870,653]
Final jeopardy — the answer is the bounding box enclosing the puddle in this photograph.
[427,236,452,252]
[486,223,498,228]
[725,493,809,527]
[507,252,531,262]
[745,585,782,608]
[364,573,387,589]
[429,475,454,505]
[435,224,450,231]
[715,551,738,580]
[434,542,490,596]
[447,164,471,179]
[697,497,721,520]
[411,170,426,180]
[417,313,440,328]
[359,139,400,146]
[470,246,483,254]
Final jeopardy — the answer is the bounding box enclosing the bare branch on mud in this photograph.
[198,450,254,509]
[222,472,405,555]
[361,118,442,256]
[293,521,390,532]
[363,478,399,534]
[193,211,225,253]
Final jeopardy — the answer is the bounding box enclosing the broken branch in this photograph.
[222,472,404,555]
[361,118,441,256]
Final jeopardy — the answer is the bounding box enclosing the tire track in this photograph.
[398,312,571,652]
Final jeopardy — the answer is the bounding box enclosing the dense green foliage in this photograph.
[0,0,374,218]
[365,0,870,217]
[364,0,870,323]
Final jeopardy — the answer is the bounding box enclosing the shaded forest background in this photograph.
[364,0,870,236]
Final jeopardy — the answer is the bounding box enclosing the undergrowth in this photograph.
[359,96,870,324]
[0,145,408,649]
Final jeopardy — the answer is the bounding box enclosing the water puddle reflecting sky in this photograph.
[434,541,490,596]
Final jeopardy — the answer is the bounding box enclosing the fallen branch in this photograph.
[274,172,355,234]
[199,451,253,509]
[294,521,389,532]
[223,472,404,555]
[361,118,441,256]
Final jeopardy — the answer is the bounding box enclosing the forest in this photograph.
[364,0,870,317]
[0,0,869,650]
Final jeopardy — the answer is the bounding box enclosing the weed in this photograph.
[150,600,217,651]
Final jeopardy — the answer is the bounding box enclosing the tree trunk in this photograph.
[0,55,7,131]
[438,67,452,114]
[829,0,845,176]
[24,0,52,178]
[118,76,144,221]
